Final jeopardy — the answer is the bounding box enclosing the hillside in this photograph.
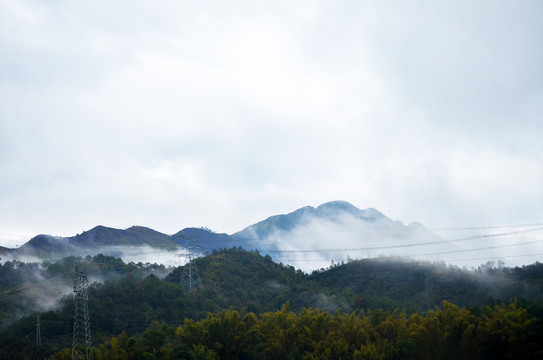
[2,249,543,358]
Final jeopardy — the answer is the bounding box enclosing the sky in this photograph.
[1,0,543,252]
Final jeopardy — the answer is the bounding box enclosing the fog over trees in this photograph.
[2,249,543,358]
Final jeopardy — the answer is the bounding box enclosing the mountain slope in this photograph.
[3,201,447,267]
[172,227,232,253]
[69,225,175,249]
[232,200,436,241]
[8,226,177,261]
[231,201,450,269]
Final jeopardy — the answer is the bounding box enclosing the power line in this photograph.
[418,239,543,257]
[251,228,543,254]
[266,240,543,267]
[431,222,543,231]
[36,314,41,346]
[189,226,543,251]
[270,238,543,260]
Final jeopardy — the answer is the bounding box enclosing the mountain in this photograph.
[172,227,233,253]
[232,200,434,240]
[3,226,177,261]
[17,234,69,258]
[231,201,449,268]
[2,201,445,267]
[71,225,174,248]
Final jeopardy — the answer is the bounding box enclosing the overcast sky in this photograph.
[1,0,542,249]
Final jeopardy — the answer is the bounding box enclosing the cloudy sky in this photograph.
[1,0,542,249]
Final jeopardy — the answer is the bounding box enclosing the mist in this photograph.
[250,210,543,272]
[250,211,445,272]
[0,251,176,329]
[85,245,185,269]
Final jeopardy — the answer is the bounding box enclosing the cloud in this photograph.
[0,0,542,268]
[252,210,449,272]
[247,206,543,272]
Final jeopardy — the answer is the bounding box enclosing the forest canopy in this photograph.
[2,248,543,359]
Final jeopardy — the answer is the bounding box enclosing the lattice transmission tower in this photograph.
[72,265,93,360]
[36,314,41,345]
[179,243,202,291]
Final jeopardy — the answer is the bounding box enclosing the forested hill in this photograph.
[2,249,543,359]
[310,258,543,312]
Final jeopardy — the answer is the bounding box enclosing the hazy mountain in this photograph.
[172,227,233,253]
[2,226,177,261]
[232,200,432,241]
[231,200,449,269]
[71,225,175,249]
[1,201,445,267]
[17,234,69,258]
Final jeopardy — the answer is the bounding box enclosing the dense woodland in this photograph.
[1,248,543,359]
[53,302,543,360]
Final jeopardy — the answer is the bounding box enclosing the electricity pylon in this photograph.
[72,265,93,360]
[36,314,41,345]
[180,243,202,291]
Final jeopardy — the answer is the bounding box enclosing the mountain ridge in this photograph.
[0,201,439,265]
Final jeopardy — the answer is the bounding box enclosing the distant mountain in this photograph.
[17,234,69,258]
[2,201,447,266]
[2,226,177,261]
[0,245,13,258]
[231,201,447,267]
[71,225,174,248]
[172,227,233,253]
[232,200,421,240]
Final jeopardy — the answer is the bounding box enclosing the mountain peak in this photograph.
[315,202,390,223]
[22,234,64,250]
[316,200,360,214]
[233,201,403,242]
